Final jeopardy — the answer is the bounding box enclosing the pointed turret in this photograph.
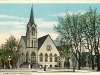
[28,5,35,25]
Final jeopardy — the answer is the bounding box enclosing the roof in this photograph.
[20,34,58,50]
[28,5,35,25]
[56,46,62,51]
[20,35,49,49]
[38,34,49,50]
[21,36,26,44]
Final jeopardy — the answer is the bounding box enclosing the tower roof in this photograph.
[28,5,35,25]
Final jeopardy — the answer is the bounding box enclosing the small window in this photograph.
[32,40,33,47]
[45,54,48,62]
[50,65,52,67]
[34,41,36,47]
[54,54,57,62]
[32,27,35,36]
[55,65,57,67]
[39,53,43,62]
[50,54,52,62]
[46,45,52,51]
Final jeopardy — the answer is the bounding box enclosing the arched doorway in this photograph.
[26,52,29,63]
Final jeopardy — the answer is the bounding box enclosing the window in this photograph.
[50,54,52,62]
[31,52,36,62]
[39,53,43,62]
[54,54,57,62]
[45,54,48,62]
[46,45,52,51]
[32,27,35,36]
[26,52,29,63]
[55,65,57,67]
[34,41,36,47]
[32,40,33,47]
[50,65,52,67]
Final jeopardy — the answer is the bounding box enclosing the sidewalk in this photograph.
[0,67,97,73]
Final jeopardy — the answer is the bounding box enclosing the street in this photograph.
[0,67,96,72]
[0,67,99,75]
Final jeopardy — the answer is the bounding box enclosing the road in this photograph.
[0,67,99,75]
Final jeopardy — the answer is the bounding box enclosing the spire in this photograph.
[29,4,35,25]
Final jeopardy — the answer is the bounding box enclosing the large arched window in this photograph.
[32,27,35,36]
[45,53,48,62]
[54,54,57,62]
[31,52,36,62]
[39,53,43,62]
[50,53,52,62]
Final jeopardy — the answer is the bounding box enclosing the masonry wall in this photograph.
[38,36,60,68]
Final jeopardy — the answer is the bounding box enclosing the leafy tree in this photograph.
[82,7,100,71]
[54,13,84,70]
[54,7,100,71]
[0,35,21,68]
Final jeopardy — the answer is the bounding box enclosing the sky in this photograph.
[0,3,100,46]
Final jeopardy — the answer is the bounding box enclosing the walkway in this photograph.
[0,67,97,73]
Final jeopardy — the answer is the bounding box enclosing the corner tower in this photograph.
[26,5,37,48]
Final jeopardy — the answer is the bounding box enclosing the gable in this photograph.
[38,34,60,56]
[38,34,48,50]
[19,36,26,48]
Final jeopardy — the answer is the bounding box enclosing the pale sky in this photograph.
[0,3,100,46]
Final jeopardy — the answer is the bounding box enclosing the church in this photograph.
[17,6,63,68]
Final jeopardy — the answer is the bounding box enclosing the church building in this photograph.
[17,6,61,68]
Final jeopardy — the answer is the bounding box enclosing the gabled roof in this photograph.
[20,34,58,50]
[21,36,26,44]
[38,34,49,50]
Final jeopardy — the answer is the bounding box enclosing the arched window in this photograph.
[39,53,43,62]
[22,53,24,62]
[45,53,48,62]
[50,53,52,62]
[32,40,33,47]
[26,52,29,63]
[34,41,36,47]
[31,52,36,62]
[54,54,57,62]
[32,27,35,36]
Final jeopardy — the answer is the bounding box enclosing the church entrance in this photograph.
[31,63,36,69]
[31,52,37,68]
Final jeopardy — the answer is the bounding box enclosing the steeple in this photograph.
[29,4,35,25]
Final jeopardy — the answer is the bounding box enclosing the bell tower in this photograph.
[26,5,37,48]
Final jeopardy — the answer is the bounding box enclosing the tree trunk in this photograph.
[78,60,81,70]
[78,53,81,70]
[91,57,94,70]
[11,56,17,69]
[97,55,100,71]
